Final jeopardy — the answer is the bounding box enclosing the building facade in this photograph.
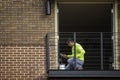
[0,0,120,80]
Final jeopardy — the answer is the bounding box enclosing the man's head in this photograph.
[66,38,74,47]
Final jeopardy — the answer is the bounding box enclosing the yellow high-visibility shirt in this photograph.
[67,43,85,61]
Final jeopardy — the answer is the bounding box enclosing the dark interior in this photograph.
[58,4,113,70]
[59,4,113,32]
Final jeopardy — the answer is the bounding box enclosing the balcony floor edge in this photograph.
[48,70,120,78]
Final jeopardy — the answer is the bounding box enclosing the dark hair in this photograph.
[66,38,74,44]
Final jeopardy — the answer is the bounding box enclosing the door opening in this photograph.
[58,3,114,70]
[59,4,112,32]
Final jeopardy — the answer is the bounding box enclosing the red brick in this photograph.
[5,47,13,49]
[6,57,13,59]
[29,47,36,49]
[2,50,9,52]
[18,50,24,52]
[14,52,20,54]
[1,54,9,57]
[29,52,35,54]
[20,52,27,55]
[10,50,16,52]
[13,57,20,59]
[21,47,28,49]
[14,47,21,49]
[6,52,13,55]
[33,49,39,52]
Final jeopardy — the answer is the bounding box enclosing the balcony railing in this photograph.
[46,32,120,77]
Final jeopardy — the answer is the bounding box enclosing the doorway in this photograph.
[58,3,114,70]
[59,4,112,32]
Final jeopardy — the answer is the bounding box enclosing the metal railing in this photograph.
[46,32,120,71]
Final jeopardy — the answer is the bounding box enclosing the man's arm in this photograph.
[67,47,74,58]
[67,53,74,58]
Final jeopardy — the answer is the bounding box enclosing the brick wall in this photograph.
[0,46,46,80]
[0,0,55,45]
[0,0,55,80]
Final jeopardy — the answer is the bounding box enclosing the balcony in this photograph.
[46,32,120,78]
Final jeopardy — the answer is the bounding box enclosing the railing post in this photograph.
[46,33,50,72]
[100,32,104,70]
[112,33,115,69]
[74,32,76,70]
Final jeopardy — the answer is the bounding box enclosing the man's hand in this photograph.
[61,54,67,58]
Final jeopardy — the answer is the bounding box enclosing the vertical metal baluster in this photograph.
[74,32,76,70]
[101,32,104,70]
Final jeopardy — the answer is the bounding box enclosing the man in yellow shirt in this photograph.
[62,39,85,70]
